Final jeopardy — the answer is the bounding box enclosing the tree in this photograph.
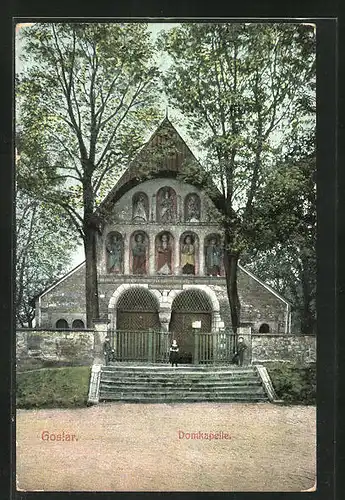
[16,23,161,326]
[16,189,77,327]
[158,22,315,333]
[241,134,316,334]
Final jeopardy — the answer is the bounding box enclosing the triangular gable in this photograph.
[93,117,219,222]
[35,261,86,300]
[239,263,292,306]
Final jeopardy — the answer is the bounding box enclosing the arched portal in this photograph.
[116,287,161,361]
[169,289,212,363]
[116,287,160,331]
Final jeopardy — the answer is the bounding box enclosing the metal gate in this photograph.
[110,329,168,363]
[169,290,213,363]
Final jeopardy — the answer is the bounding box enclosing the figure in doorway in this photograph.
[169,339,179,367]
[106,234,123,273]
[103,336,114,365]
[157,233,172,274]
[132,233,147,275]
[233,336,247,366]
[206,237,222,276]
[181,235,195,274]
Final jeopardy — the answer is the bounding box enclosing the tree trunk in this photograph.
[84,225,100,328]
[223,237,241,336]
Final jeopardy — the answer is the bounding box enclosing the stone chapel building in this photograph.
[35,118,291,362]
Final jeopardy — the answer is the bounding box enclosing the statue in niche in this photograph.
[159,188,175,223]
[132,194,148,222]
[205,236,222,276]
[132,233,147,275]
[181,234,196,275]
[185,194,200,222]
[106,233,123,273]
[156,233,172,275]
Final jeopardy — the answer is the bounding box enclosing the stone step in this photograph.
[96,363,269,404]
[100,380,262,388]
[100,370,257,378]
[104,365,255,373]
[100,384,265,393]
[99,394,267,403]
[100,376,258,385]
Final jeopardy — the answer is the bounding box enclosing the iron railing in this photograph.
[109,329,237,365]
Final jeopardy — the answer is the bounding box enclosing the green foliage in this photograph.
[266,362,316,405]
[16,22,162,234]
[16,188,78,326]
[159,22,316,330]
[241,138,316,333]
[16,23,162,325]
[159,23,315,209]
[16,366,90,408]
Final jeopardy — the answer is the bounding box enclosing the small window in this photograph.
[56,319,69,329]
[259,323,270,333]
[72,319,85,329]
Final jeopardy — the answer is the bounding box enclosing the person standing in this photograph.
[169,339,179,367]
[236,336,247,366]
[103,336,112,365]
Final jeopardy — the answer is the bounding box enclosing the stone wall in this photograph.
[17,329,95,370]
[251,334,316,364]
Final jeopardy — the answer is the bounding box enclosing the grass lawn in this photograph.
[16,366,91,409]
[265,362,316,405]
[15,362,316,409]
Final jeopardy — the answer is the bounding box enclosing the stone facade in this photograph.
[35,118,292,350]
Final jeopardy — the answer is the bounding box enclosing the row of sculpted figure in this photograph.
[132,188,201,223]
[106,231,223,276]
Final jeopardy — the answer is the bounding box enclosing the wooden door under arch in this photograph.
[115,288,160,360]
[169,311,212,363]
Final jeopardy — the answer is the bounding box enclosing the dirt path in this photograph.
[16,403,316,492]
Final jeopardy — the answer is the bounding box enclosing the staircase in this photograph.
[96,364,271,403]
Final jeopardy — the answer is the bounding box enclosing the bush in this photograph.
[265,362,316,405]
[16,366,91,409]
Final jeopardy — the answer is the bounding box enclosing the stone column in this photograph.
[159,304,172,361]
[93,318,110,364]
[124,233,130,275]
[177,194,183,222]
[198,238,205,276]
[149,235,155,275]
[151,194,156,222]
[212,311,222,331]
[174,235,180,275]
